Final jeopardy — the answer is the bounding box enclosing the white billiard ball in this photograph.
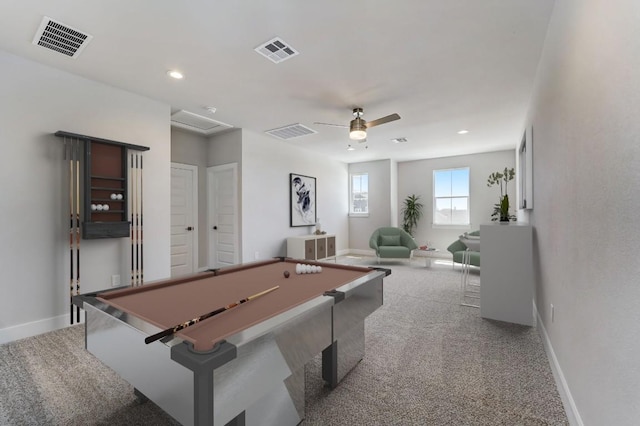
[103,204,109,211]
[296,264,302,274]
[116,194,123,200]
[91,204,97,211]
[311,265,317,273]
[96,204,103,211]
[110,193,117,200]
[305,264,312,273]
[317,266,322,273]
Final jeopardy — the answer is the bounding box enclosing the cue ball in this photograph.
[284,271,290,278]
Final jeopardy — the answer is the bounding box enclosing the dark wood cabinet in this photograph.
[55,131,149,239]
[83,141,129,238]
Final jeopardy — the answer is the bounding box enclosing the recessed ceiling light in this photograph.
[167,70,184,79]
[457,129,469,134]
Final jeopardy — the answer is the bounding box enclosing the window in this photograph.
[433,167,470,226]
[350,173,368,215]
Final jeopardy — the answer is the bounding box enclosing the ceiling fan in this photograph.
[314,107,401,142]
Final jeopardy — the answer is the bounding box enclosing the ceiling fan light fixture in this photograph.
[349,118,367,140]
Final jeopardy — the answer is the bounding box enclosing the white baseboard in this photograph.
[534,302,584,426]
[0,313,81,346]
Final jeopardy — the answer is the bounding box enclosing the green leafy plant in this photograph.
[401,194,423,236]
[487,167,516,222]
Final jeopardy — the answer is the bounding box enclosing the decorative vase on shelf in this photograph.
[488,168,516,222]
[315,218,322,234]
[499,194,511,222]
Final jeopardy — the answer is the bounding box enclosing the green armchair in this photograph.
[369,227,418,262]
[446,230,480,268]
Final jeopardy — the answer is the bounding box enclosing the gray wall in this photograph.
[241,130,349,261]
[0,50,171,342]
[527,0,640,423]
[348,160,393,251]
[398,150,516,251]
[208,129,242,167]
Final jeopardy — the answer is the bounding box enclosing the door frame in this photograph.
[171,162,199,274]
[207,163,240,268]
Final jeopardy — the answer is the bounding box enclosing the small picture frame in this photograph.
[290,173,316,227]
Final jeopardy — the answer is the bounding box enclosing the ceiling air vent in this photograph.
[391,137,408,144]
[32,16,93,58]
[265,123,317,140]
[171,110,233,135]
[255,37,299,64]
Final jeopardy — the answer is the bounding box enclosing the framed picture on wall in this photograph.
[290,173,316,227]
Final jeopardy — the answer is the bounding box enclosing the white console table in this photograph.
[287,234,336,261]
[480,223,534,326]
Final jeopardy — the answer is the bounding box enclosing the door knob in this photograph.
[213,226,218,230]
[186,226,193,231]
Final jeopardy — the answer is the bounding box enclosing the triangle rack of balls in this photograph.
[295,263,322,274]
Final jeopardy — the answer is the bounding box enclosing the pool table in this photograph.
[74,258,389,426]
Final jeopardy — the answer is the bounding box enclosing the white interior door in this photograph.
[171,163,198,277]
[208,163,239,268]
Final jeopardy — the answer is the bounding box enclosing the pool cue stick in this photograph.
[136,153,141,285]
[67,137,74,325]
[131,153,138,286]
[75,139,81,322]
[130,153,136,285]
[144,285,280,345]
[139,155,144,283]
[133,153,140,285]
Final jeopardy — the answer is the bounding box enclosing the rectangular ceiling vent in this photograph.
[32,16,93,58]
[265,123,317,140]
[171,110,233,135]
[391,137,409,144]
[255,37,299,64]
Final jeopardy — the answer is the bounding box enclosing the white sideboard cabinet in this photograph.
[479,223,534,326]
[287,234,336,261]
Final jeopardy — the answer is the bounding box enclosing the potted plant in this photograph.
[401,194,423,236]
[487,167,516,222]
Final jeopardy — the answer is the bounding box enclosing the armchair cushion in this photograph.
[380,235,401,246]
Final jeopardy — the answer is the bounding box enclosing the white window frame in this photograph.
[349,172,369,217]
[432,167,471,229]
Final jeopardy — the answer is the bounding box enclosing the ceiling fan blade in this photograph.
[313,122,349,128]
[366,113,401,128]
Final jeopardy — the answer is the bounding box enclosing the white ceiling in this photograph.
[0,0,556,163]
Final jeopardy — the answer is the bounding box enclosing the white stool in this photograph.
[460,249,480,308]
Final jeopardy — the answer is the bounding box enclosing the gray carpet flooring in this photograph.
[0,257,568,425]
